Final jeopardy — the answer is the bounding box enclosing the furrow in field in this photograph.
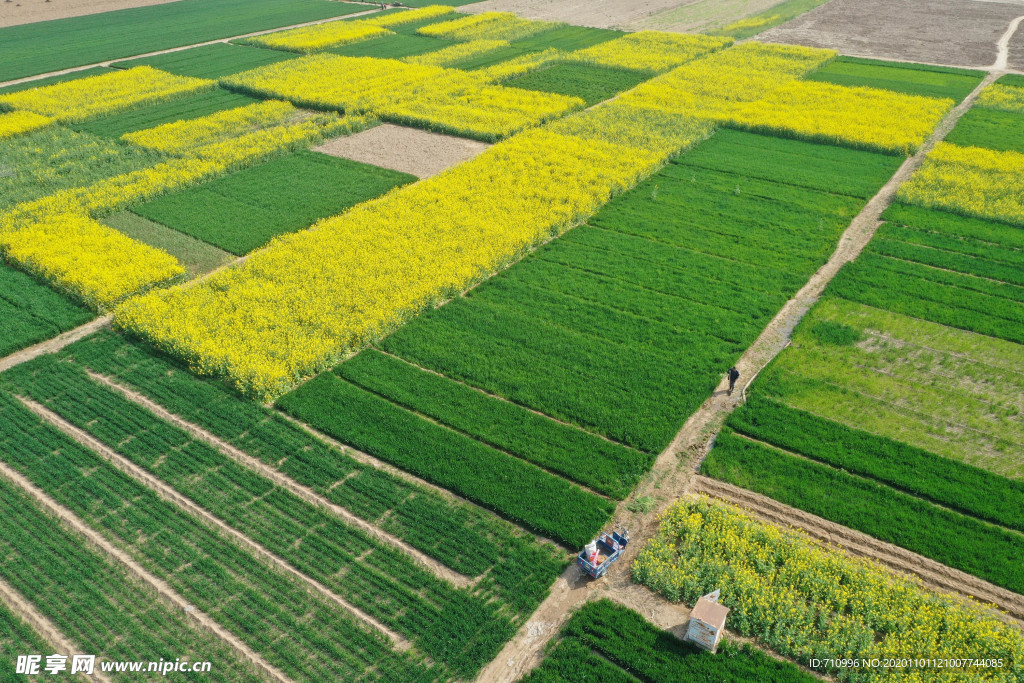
[16,395,414,653]
[0,457,293,683]
[86,370,478,590]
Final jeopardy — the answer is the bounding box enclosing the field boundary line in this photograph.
[0,457,293,683]
[0,4,393,91]
[86,370,479,590]
[477,70,1005,682]
[277,409,572,553]
[691,477,1024,623]
[0,317,111,375]
[728,430,1024,536]
[0,576,116,683]
[16,396,415,653]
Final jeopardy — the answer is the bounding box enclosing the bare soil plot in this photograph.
[315,123,491,179]
[633,0,791,33]
[757,0,1024,68]
[1010,20,1024,71]
[458,0,702,30]
[0,0,180,28]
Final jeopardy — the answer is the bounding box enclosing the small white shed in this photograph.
[686,590,729,653]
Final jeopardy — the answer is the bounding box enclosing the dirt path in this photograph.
[692,477,1024,624]
[17,396,414,653]
[87,371,477,590]
[0,317,110,375]
[0,458,291,683]
[475,67,1006,683]
[994,15,1024,70]
[0,577,115,682]
[0,5,390,91]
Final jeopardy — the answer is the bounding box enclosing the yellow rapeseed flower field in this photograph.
[221,54,583,140]
[567,31,732,74]
[0,111,53,140]
[242,20,391,53]
[0,66,214,123]
[897,142,1024,225]
[0,212,184,307]
[634,498,1024,682]
[416,12,559,42]
[403,39,509,67]
[976,83,1024,114]
[122,100,299,154]
[367,5,454,28]
[115,127,665,398]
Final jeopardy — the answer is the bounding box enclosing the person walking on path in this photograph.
[726,367,740,396]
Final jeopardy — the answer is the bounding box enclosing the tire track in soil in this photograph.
[86,370,479,590]
[0,576,116,683]
[17,395,416,654]
[475,68,1012,683]
[0,458,291,683]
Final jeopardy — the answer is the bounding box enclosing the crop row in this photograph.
[869,228,1024,286]
[805,56,984,101]
[115,125,663,398]
[633,498,1024,681]
[883,202,1024,250]
[0,600,49,672]
[64,329,566,614]
[876,220,1024,272]
[277,371,615,548]
[0,376,437,682]
[337,349,649,499]
[75,88,257,140]
[829,254,1024,343]
[0,264,93,357]
[134,150,415,255]
[673,127,904,198]
[702,429,1024,595]
[0,449,261,683]
[220,53,585,141]
[4,357,513,677]
[524,599,816,683]
[0,0,371,82]
[0,67,213,123]
[897,142,1024,225]
[730,396,1024,531]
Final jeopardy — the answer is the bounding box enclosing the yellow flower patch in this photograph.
[0,212,184,308]
[403,39,509,67]
[243,20,391,53]
[897,142,1024,225]
[368,5,455,28]
[417,12,559,42]
[976,83,1024,114]
[567,31,732,74]
[0,67,213,123]
[0,111,53,140]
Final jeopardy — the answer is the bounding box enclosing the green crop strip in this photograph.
[0,0,370,82]
[0,263,94,357]
[510,26,624,52]
[56,329,566,615]
[278,371,615,548]
[883,203,1024,251]
[946,107,1024,154]
[524,599,817,682]
[3,356,517,678]
[0,387,429,682]
[73,89,258,139]
[506,63,648,107]
[0,460,261,682]
[729,397,1024,531]
[806,57,984,101]
[112,43,299,80]
[134,151,416,255]
[339,349,650,499]
[329,34,452,60]
[702,430,1024,594]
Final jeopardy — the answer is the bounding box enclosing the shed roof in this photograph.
[691,596,729,628]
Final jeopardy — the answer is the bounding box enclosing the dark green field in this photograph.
[946,107,1024,153]
[806,56,984,101]
[0,0,368,82]
[75,88,257,138]
[133,151,415,254]
[505,63,648,106]
[111,43,298,79]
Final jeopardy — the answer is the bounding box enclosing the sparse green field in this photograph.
[102,212,233,278]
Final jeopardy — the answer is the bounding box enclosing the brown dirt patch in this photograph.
[314,124,491,179]
[459,0,702,30]
[756,0,1024,68]
[0,0,181,29]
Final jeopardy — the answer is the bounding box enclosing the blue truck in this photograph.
[577,529,629,579]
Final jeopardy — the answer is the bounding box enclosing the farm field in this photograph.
[2,2,1024,681]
